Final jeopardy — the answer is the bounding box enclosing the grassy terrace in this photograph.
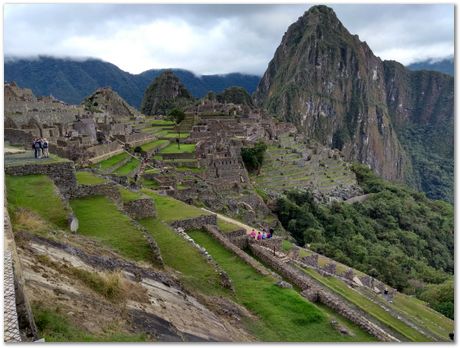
[6,175,70,231]
[70,196,153,263]
[159,143,196,154]
[118,187,145,202]
[217,218,241,234]
[150,119,175,126]
[140,188,211,222]
[188,229,375,342]
[5,153,70,167]
[298,266,430,342]
[95,152,128,170]
[113,157,140,176]
[140,139,170,152]
[76,171,106,186]
[139,218,228,297]
[162,132,190,139]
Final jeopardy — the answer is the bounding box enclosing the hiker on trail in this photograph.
[266,231,271,239]
[262,232,267,239]
[250,229,256,238]
[42,138,49,158]
[269,228,274,237]
[257,232,262,240]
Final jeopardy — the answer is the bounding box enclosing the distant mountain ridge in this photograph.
[4,56,261,108]
[407,57,454,76]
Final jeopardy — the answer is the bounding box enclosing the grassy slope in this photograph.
[188,229,375,342]
[95,152,128,170]
[118,187,145,202]
[6,175,69,230]
[217,218,241,234]
[139,218,228,297]
[75,171,106,185]
[299,266,430,342]
[141,188,210,222]
[70,196,153,263]
[159,143,196,154]
[141,139,170,152]
[33,304,147,342]
[114,157,140,176]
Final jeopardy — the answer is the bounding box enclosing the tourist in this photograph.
[262,231,267,239]
[269,228,274,237]
[33,138,42,159]
[42,138,49,158]
[250,229,256,238]
[266,231,271,239]
[257,231,262,240]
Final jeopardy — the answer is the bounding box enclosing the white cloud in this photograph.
[4,4,454,74]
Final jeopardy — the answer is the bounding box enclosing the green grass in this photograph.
[140,189,211,222]
[33,304,147,342]
[298,266,430,342]
[141,179,160,189]
[391,293,453,340]
[118,187,145,202]
[70,196,153,263]
[113,157,140,176]
[6,175,69,230]
[140,139,170,152]
[188,229,375,342]
[217,218,241,234]
[282,240,293,252]
[159,143,196,154]
[144,168,161,174]
[95,152,128,170]
[150,119,175,126]
[76,171,106,185]
[139,218,228,297]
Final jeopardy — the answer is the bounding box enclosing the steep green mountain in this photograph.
[4,56,261,108]
[254,5,453,202]
[383,61,454,202]
[407,57,454,77]
[141,70,194,115]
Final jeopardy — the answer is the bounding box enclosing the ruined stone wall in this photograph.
[162,152,196,160]
[123,198,156,220]
[248,244,396,342]
[70,182,122,204]
[203,225,275,278]
[169,214,217,230]
[87,142,123,159]
[5,128,34,147]
[115,133,155,147]
[5,161,77,198]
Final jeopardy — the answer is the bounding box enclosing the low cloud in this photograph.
[4,4,454,74]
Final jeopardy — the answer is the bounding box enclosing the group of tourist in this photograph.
[31,138,49,159]
[249,228,274,240]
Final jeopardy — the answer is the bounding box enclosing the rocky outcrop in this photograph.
[254,5,453,200]
[82,87,140,120]
[141,71,193,115]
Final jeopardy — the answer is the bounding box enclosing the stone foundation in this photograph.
[70,182,122,204]
[123,198,156,220]
[169,214,217,230]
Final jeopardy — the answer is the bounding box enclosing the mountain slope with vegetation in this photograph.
[254,5,454,202]
[4,56,260,108]
[274,164,453,318]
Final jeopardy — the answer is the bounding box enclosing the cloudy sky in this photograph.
[4,3,454,75]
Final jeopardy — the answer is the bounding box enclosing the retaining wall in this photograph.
[5,161,77,198]
[123,198,156,220]
[70,182,122,204]
[169,214,217,230]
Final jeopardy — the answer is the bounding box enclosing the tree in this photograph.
[241,141,267,174]
[168,109,185,150]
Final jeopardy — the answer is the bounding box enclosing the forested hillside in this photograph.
[275,164,453,317]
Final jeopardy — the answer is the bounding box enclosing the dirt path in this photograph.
[200,208,254,234]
